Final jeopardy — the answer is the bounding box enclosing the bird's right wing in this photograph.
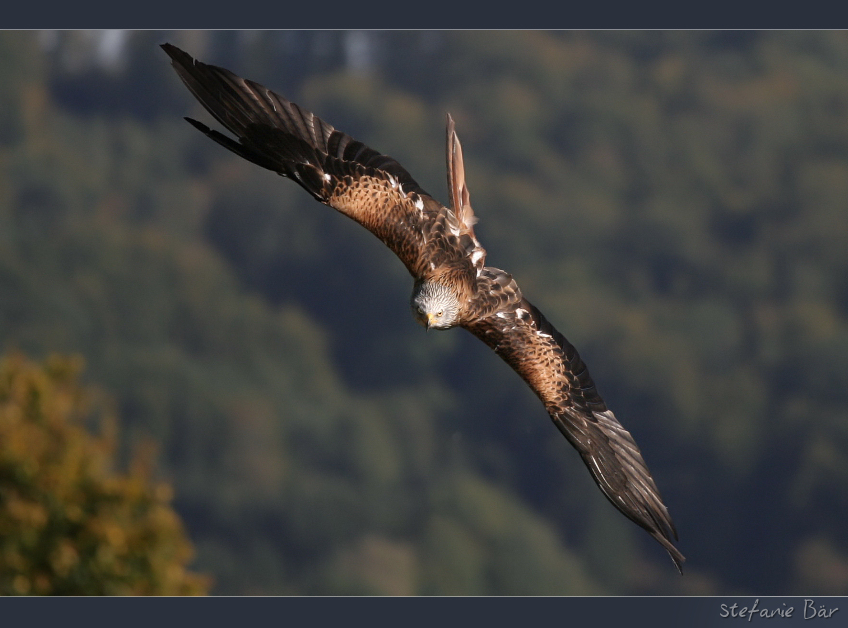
[465,272,684,571]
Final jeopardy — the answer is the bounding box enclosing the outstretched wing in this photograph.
[162,43,464,280]
[465,271,685,572]
[164,42,683,571]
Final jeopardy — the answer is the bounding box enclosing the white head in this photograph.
[411,281,461,330]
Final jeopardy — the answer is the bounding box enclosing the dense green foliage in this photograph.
[0,353,207,595]
[2,30,848,594]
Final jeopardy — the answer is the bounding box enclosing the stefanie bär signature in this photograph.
[720,599,839,620]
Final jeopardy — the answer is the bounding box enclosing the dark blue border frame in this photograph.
[3,1,845,29]
[2,596,845,627]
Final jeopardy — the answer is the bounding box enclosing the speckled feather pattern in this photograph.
[163,43,684,572]
[465,287,683,568]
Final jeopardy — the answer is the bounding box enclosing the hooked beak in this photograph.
[425,313,435,330]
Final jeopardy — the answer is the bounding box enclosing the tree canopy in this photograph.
[2,30,848,594]
[0,353,207,595]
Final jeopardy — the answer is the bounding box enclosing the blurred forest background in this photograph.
[1,29,848,595]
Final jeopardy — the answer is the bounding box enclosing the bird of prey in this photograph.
[162,43,684,572]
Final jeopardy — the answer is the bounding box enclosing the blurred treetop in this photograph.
[0,352,208,595]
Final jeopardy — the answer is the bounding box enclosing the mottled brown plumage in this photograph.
[162,43,684,572]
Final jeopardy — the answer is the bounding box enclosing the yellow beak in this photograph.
[426,313,436,330]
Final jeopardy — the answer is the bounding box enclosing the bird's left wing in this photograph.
[464,273,684,571]
[163,43,451,279]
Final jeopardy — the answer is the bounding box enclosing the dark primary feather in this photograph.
[466,270,684,572]
[162,44,419,192]
[162,42,453,280]
[163,43,684,572]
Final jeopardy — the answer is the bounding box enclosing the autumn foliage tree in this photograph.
[0,353,207,595]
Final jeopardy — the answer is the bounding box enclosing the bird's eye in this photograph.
[437,310,444,317]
